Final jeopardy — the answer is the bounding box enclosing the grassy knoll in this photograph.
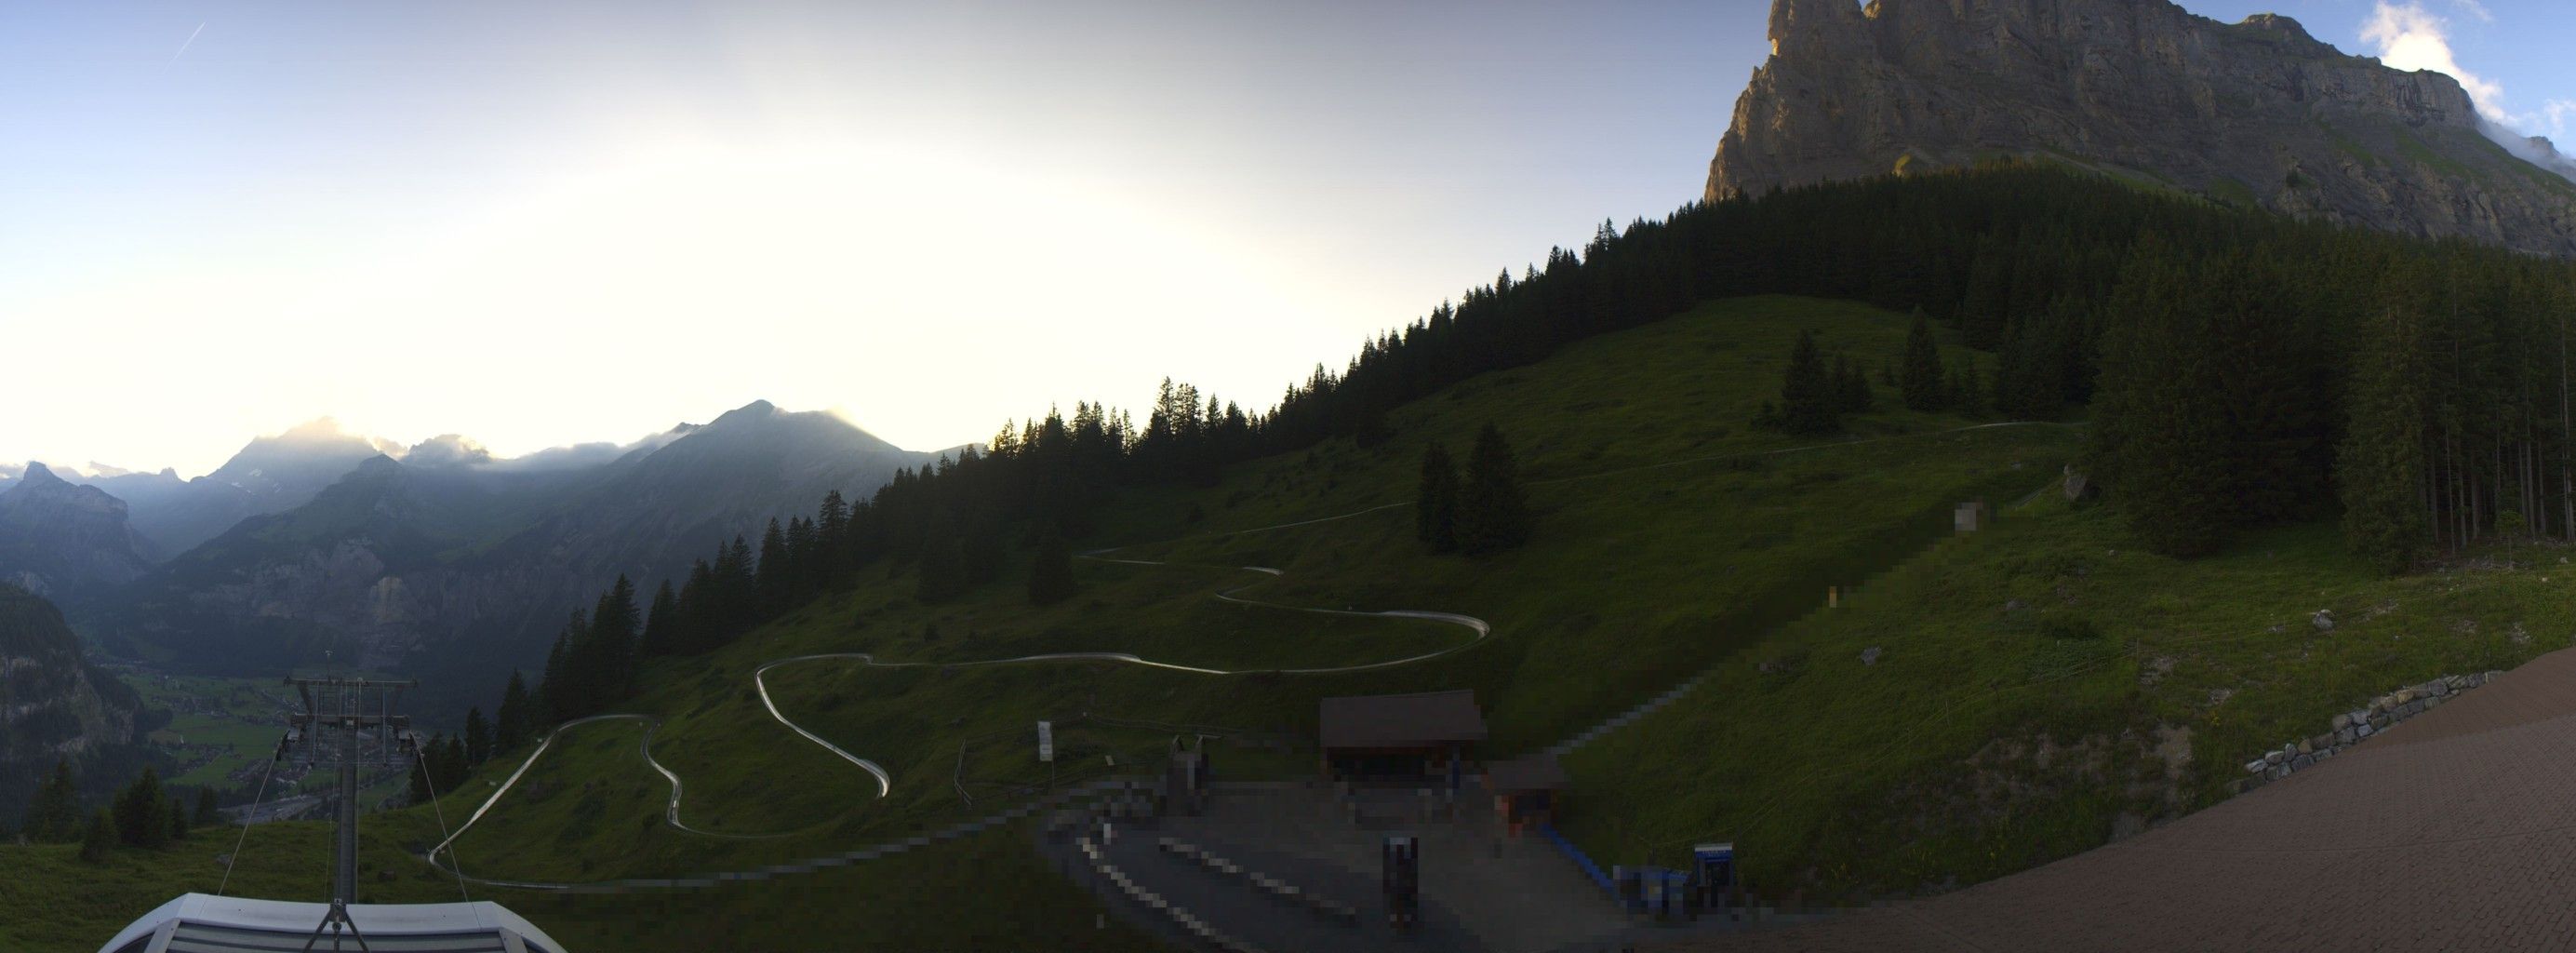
[1563,491,2576,899]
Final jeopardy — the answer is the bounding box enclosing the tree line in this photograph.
[18,759,217,863]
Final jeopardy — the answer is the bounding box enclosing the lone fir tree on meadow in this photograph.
[1777,329,1839,435]
[111,768,169,850]
[22,758,80,843]
[495,670,531,754]
[1832,353,1871,413]
[78,809,113,864]
[1416,442,1461,553]
[1456,424,1532,555]
[1901,309,1948,410]
[464,706,492,765]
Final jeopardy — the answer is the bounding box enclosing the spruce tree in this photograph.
[408,744,434,805]
[716,536,757,637]
[757,518,791,611]
[1779,329,1839,435]
[1416,443,1461,553]
[1994,314,2070,420]
[22,758,79,842]
[786,516,820,595]
[113,769,169,850]
[2341,295,2431,573]
[1456,424,1534,555]
[817,490,851,563]
[463,707,492,765]
[495,671,530,754]
[1901,309,1948,410]
[168,798,189,841]
[591,576,640,702]
[1026,526,1077,605]
[438,736,470,793]
[541,615,578,721]
[2089,252,2233,556]
[1834,354,1872,412]
[640,581,678,658]
[78,809,113,864]
[194,787,220,826]
[676,560,716,653]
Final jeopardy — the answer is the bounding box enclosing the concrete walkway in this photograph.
[1054,783,1631,952]
[1662,646,2576,952]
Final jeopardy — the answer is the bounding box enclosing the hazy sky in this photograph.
[1,0,2566,476]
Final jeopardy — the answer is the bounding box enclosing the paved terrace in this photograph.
[1668,646,2576,953]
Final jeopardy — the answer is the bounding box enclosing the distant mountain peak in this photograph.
[278,416,352,441]
[710,399,782,427]
[0,457,156,598]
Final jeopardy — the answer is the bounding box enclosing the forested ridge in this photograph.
[519,162,2576,723]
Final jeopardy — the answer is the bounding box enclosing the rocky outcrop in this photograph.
[0,584,140,765]
[1711,0,2576,257]
[0,463,160,603]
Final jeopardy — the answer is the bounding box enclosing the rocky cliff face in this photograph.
[0,463,160,603]
[1711,0,2576,257]
[0,584,140,766]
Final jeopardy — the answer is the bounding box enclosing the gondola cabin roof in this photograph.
[98,893,567,953]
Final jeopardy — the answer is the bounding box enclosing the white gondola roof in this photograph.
[98,893,567,953]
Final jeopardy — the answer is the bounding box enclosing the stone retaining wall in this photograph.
[2230,671,2502,794]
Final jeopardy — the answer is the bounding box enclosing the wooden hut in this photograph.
[1317,690,1487,784]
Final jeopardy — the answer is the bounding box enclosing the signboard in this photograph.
[1037,720,1054,762]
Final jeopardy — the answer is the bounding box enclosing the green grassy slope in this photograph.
[1565,490,2576,898]
[589,294,2073,847]
[1,294,2080,951]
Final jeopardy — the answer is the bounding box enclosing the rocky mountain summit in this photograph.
[1711,0,2576,257]
[0,463,159,601]
[0,584,141,766]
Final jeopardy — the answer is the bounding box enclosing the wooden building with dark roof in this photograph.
[1317,689,1487,783]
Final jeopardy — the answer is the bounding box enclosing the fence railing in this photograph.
[1540,823,1617,897]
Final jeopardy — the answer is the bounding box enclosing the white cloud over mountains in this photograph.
[2363,1,2576,137]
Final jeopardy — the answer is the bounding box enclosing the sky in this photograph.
[0,0,2568,477]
